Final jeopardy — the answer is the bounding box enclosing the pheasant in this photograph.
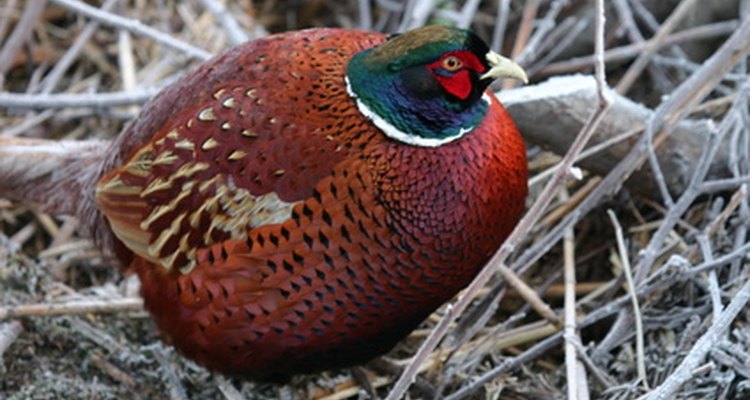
[0,25,528,378]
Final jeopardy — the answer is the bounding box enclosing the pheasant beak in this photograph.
[480,51,528,83]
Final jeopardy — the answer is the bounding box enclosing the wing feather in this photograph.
[95,29,386,274]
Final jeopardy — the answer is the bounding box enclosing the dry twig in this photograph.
[563,203,590,400]
[608,209,648,390]
[50,0,212,61]
[0,297,143,319]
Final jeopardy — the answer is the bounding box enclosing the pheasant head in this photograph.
[346,25,527,146]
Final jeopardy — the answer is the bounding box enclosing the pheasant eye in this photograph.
[441,56,463,71]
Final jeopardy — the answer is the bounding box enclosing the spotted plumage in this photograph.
[93,26,528,378]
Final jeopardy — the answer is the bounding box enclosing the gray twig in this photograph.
[0,0,47,88]
[50,0,212,61]
[40,0,120,94]
[541,20,738,76]
[608,209,648,389]
[490,0,512,52]
[563,208,591,400]
[616,0,699,94]
[0,87,161,109]
[198,0,250,45]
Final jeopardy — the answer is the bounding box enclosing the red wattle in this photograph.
[434,69,472,100]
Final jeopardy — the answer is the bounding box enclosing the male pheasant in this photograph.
[0,25,528,378]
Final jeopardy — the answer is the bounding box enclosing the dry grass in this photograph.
[1,1,750,399]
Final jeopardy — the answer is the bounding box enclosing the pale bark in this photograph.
[498,75,727,196]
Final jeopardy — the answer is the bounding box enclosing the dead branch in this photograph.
[50,0,212,60]
[0,297,143,319]
[0,1,47,88]
[563,208,591,400]
[499,75,727,198]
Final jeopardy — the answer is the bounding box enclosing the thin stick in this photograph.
[198,0,249,46]
[563,218,580,399]
[615,0,698,94]
[317,376,393,400]
[517,0,568,65]
[39,239,95,258]
[541,20,737,76]
[510,0,540,60]
[502,0,540,91]
[90,353,138,387]
[525,17,589,77]
[564,194,590,400]
[628,0,700,208]
[696,235,723,318]
[50,0,212,61]
[612,0,672,93]
[117,27,138,116]
[69,317,136,358]
[638,276,750,400]
[654,54,748,82]
[608,209,649,390]
[0,0,47,87]
[384,1,611,397]
[0,0,19,46]
[498,264,560,326]
[539,177,602,227]
[0,297,144,319]
[0,87,160,109]
[490,0,511,51]
[453,0,482,29]
[40,0,120,94]
[0,109,55,137]
[701,176,750,193]
[358,0,373,30]
[570,339,618,388]
[703,184,748,237]
[445,331,564,400]
[689,241,750,275]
